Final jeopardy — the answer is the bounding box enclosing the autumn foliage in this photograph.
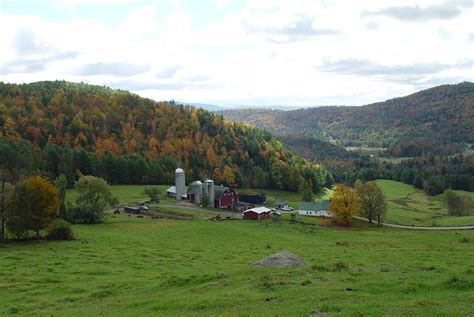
[0,81,330,192]
[6,176,59,239]
[329,184,359,225]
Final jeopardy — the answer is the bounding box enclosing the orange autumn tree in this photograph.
[329,184,359,225]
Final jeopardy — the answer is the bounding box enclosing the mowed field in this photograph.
[375,180,474,227]
[1,213,473,316]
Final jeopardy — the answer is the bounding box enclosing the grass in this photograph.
[1,214,473,316]
[375,180,474,227]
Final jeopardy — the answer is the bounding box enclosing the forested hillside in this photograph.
[220,82,474,147]
[0,81,330,192]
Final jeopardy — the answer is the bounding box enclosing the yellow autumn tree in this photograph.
[329,184,359,225]
[222,165,236,187]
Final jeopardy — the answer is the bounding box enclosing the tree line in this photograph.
[326,153,474,196]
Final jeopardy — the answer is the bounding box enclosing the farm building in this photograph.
[238,192,266,204]
[275,199,289,209]
[243,207,271,220]
[175,168,187,200]
[124,206,141,214]
[298,201,331,217]
[187,181,204,205]
[166,186,176,197]
[214,185,238,209]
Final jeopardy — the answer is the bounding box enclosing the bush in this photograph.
[46,219,74,240]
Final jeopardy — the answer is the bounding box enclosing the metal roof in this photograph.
[299,200,329,211]
[244,207,271,214]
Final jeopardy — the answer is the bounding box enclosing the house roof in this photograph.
[299,200,329,211]
[166,186,176,194]
[244,207,271,214]
[275,199,288,206]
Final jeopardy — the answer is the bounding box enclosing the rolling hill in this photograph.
[0,81,329,192]
[220,82,474,147]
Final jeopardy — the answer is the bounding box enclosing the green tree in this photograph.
[55,174,68,220]
[444,190,472,216]
[143,187,161,202]
[74,176,118,223]
[355,180,387,225]
[301,180,314,202]
[6,176,60,240]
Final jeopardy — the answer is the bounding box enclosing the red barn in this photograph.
[214,186,238,209]
[243,207,271,220]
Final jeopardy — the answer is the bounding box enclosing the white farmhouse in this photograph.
[298,201,332,217]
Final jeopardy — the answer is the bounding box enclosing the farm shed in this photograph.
[166,186,176,197]
[243,207,271,220]
[124,206,141,214]
[238,192,266,204]
[298,201,331,217]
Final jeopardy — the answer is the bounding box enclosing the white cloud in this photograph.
[0,0,472,106]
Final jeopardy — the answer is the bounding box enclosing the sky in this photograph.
[0,0,472,107]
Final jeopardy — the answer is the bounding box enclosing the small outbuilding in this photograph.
[275,199,289,210]
[298,201,331,217]
[243,207,271,220]
[166,186,176,197]
[124,206,141,214]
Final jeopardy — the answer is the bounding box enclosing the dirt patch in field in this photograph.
[254,251,304,268]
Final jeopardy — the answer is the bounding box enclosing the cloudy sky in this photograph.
[0,0,472,106]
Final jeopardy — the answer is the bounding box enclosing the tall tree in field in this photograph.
[355,180,387,225]
[329,184,359,225]
[26,176,60,239]
[444,190,472,216]
[74,176,118,223]
[55,174,68,220]
[7,176,60,240]
[301,180,314,202]
[0,140,20,240]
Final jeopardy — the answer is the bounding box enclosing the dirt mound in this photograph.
[254,251,304,268]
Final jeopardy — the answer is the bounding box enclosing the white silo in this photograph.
[205,179,215,208]
[175,168,185,200]
[194,181,203,206]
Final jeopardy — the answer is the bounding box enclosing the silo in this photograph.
[194,181,203,206]
[175,168,185,200]
[205,179,215,208]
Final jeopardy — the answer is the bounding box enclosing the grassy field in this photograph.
[375,180,474,227]
[1,214,473,316]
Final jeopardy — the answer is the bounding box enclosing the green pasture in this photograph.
[1,214,473,316]
[375,180,474,227]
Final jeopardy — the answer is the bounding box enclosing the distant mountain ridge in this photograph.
[219,82,474,147]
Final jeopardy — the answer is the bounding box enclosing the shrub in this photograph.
[46,219,74,240]
[331,262,349,271]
